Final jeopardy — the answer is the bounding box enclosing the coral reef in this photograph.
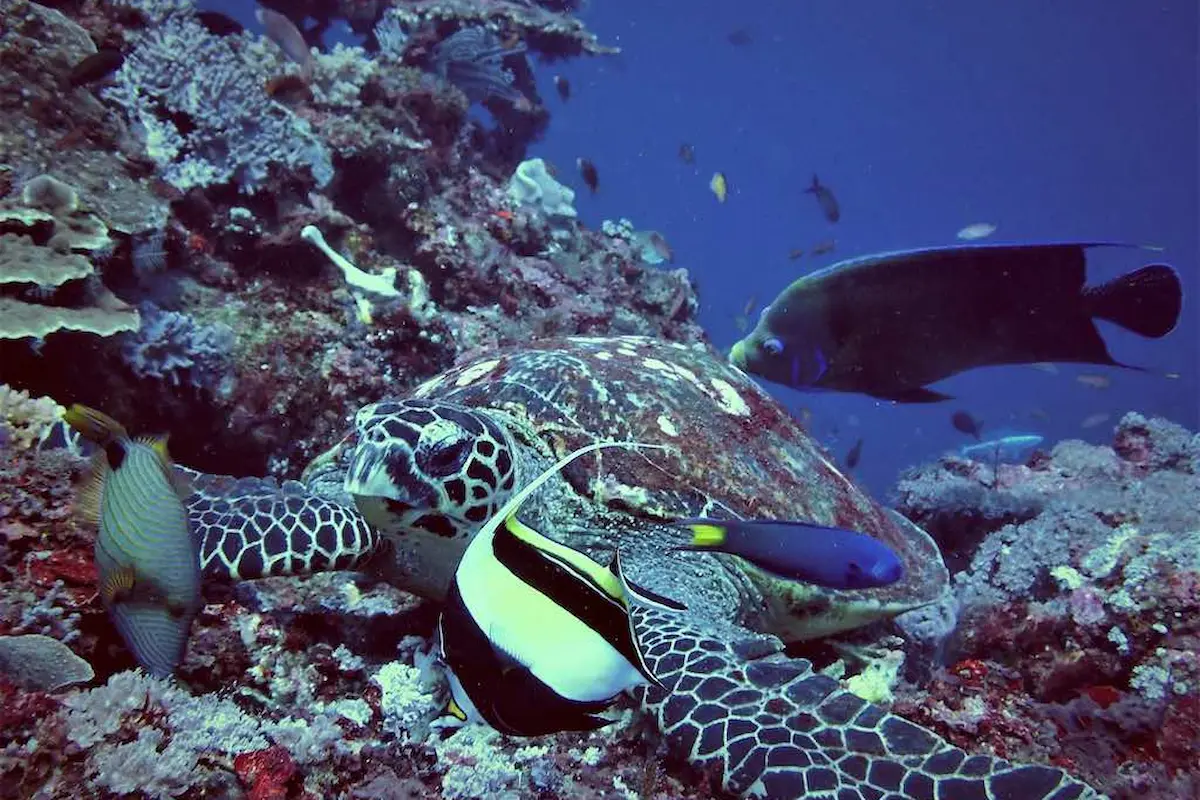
[892,412,1200,799]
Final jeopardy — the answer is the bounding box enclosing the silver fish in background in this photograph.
[65,405,202,678]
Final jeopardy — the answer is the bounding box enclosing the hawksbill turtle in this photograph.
[184,335,1100,800]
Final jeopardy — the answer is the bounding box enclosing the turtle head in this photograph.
[343,399,518,543]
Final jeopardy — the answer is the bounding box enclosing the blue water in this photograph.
[220,0,1198,496]
[529,0,1199,495]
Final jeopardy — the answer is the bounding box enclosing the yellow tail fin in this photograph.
[688,523,727,548]
[63,404,127,444]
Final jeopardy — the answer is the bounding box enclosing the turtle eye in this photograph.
[761,337,784,356]
[420,438,472,476]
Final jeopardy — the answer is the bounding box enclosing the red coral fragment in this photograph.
[1078,684,1121,709]
[951,658,989,686]
[27,549,96,588]
[234,745,296,800]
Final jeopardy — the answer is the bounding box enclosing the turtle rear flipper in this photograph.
[632,608,1102,800]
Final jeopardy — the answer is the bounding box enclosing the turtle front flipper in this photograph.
[632,608,1102,800]
[182,469,379,581]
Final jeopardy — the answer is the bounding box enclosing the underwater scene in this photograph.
[0,0,1196,798]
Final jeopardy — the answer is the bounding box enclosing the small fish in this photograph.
[727,28,754,47]
[673,518,903,590]
[804,174,840,223]
[742,295,757,316]
[957,223,998,241]
[710,172,728,203]
[1029,362,1060,374]
[951,410,983,440]
[844,438,864,469]
[643,231,673,263]
[195,10,245,36]
[66,49,124,88]
[788,248,805,261]
[577,158,599,194]
[1076,373,1111,390]
[809,239,836,256]
[1164,371,1181,379]
[733,314,751,334]
[438,441,685,736]
[63,405,201,678]
[553,75,570,101]
[256,6,314,80]
[678,143,695,164]
[1081,412,1112,429]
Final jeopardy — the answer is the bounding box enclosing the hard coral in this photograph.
[894,414,1200,799]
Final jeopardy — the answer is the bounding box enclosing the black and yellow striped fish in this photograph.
[437,441,685,736]
[65,405,202,678]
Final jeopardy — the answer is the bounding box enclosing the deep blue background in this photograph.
[532,0,1199,496]
[223,0,1199,498]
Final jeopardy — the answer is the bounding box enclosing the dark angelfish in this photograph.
[730,243,1184,403]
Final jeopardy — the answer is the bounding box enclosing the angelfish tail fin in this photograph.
[1086,263,1182,339]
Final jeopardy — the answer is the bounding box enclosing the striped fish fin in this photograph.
[108,602,192,678]
[74,449,111,526]
[136,435,192,500]
[609,551,673,691]
[610,550,687,612]
[99,564,136,605]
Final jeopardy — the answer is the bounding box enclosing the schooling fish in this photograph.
[805,174,840,223]
[730,243,1184,403]
[672,518,903,590]
[64,405,201,678]
[438,441,685,736]
[577,158,599,194]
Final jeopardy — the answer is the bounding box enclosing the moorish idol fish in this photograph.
[437,441,685,736]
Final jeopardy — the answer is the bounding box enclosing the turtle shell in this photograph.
[409,335,948,640]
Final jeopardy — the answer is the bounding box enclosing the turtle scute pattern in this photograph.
[182,470,378,581]
[633,608,1101,800]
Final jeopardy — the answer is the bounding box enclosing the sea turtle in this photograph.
[184,335,1100,800]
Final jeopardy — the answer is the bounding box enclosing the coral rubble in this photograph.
[892,412,1200,799]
